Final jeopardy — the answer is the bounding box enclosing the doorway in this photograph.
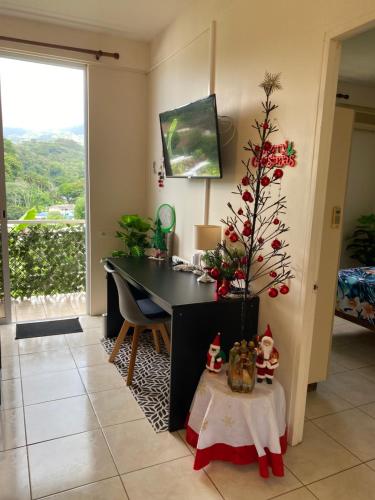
[0,55,87,324]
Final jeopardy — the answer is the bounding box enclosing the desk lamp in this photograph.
[194,225,222,283]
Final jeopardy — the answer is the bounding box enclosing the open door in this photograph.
[308,106,355,383]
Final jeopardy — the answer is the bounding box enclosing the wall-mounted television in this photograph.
[159,94,222,179]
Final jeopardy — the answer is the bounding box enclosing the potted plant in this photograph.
[112,214,151,257]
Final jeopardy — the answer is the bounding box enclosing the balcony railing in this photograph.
[7,219,86,299]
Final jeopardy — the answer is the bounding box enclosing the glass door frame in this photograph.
[0,84,12,324]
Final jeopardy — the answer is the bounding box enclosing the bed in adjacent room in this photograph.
[335,267,375,332]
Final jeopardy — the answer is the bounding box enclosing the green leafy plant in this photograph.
[346,214,375,266]
[113,214,151,257]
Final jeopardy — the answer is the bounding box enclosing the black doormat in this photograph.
[102,333,170,433]
[16,318,83,339]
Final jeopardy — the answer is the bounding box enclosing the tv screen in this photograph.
[159,94,222,178]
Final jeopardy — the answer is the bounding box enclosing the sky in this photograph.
[0,57,84,131]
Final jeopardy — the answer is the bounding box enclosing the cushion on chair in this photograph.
[136,298,169,319]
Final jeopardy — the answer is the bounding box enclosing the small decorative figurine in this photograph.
[256,324,279,384]
[227,339,257,393]
[206,333,226,373]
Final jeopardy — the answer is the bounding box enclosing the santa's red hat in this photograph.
[211,332,221,347]
[261,324,273,343]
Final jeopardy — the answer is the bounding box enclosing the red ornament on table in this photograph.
[206,333,225,373]
[268,287,278,298]
[256,324,279,384]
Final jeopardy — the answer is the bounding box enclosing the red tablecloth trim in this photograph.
[186,424,287,478]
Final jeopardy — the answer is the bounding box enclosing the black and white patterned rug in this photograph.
[101,333,170,432]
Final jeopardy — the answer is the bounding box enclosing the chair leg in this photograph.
[158,323,171,355]
[152,329,161,354]
[109,320,131,363]
[127,325,142,386]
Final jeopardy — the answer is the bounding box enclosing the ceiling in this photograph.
[340,28,375,86]
[0,0,193,41]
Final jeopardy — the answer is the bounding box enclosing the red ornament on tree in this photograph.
[242,190,253,202]
[273,168,284,179]
[241,176,250,186]
[269,271,277,278]
[262,121,269,130]
[261,176,270,187]
[218,284,229,296]
[242,225,252,237]
[237,208,244,215]
[280,284,290,295]
[210,268,220,280]
[240,256,248,265]
[258,237,264,244]
[273,218,280,225]
[257,255,264,262]
[224,229,230,236]
[268,287,278,298]
[230,233,239,243]
[271,239,281,250]
[228,225,234,231]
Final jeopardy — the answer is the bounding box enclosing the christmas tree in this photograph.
[218,73,295,335]
[152,218,167,252]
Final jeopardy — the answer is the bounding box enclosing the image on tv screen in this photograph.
[160,95,222,178]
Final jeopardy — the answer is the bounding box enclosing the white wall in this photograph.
[146,0,375,442]
[0,14,149,315]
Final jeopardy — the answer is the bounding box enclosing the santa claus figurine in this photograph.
[206,332,226,373]
[256,324,279,384]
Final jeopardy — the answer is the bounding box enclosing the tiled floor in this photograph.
[1,315,375,499]
[11,293,86,323]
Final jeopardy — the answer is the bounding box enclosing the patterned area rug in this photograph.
[101,333,170,432]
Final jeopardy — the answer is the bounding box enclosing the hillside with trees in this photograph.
[4,137,85,220]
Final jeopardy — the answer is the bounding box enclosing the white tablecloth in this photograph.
[186,366,287,477]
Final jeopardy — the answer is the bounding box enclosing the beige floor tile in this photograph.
[0,355,20,380]
[0,338,19,357]
[25,395,99,444]
[0,378,23,409]
[0,323,16,337]
[71,344,109,368]
[308,464,375,499]
[79,316,104,330]
[272,488,316,499]
[367,460,375,471]
[283,422,359,484]
[20,348,75,377]
[28,429,117,498]
[359,402,375,418]
[66,329,104,348]
[0,407,26,451]
[314,408,375,461]
[103,419,189,474]
[322,370,375,406]
[122,455,221,500]
[177,429,196,455]
[0,447,30,500]
[204,461,301,500]
[22,369,85,406]
[89,387,144,427]
[305,384,352,420]
[355,365,375,384]
[330,344,375,370]
[79,364,124,393]
[40,476,128,500]
[18,335,67,355]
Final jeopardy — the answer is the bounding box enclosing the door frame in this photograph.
[291,13,375,444]
[0,52,89,321]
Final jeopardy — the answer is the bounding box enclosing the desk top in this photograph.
[107,257,218,312]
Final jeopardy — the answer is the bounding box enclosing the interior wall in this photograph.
[146,0,375,443]
[0,14,149,315]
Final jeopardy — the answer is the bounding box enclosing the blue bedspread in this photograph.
[336,267,375,327]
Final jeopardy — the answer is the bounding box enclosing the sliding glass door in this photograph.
[0,86,11,324]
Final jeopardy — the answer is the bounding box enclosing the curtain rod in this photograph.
[0,35,120,60]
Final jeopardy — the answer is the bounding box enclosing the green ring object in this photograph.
[156,204,176,233]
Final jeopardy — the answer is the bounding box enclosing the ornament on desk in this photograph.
[256,324,279,384]
[206,332,226,373]
[227,339,257,393]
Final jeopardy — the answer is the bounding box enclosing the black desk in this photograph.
[105,257,259,431]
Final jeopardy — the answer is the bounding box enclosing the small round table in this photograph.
[186,366,287,478]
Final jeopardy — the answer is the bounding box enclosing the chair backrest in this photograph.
[104,263,149,325]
